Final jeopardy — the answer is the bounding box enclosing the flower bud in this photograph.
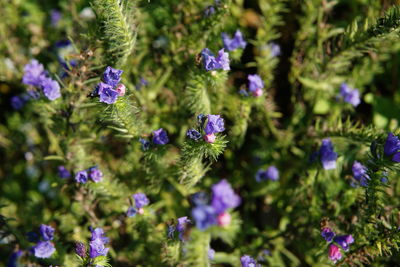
[75,242,86,258]
[116,83,126,96]
[252,88,263,97]
[217,212,231,227]
[204,133,216,143]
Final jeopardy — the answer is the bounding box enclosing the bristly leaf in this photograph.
[100,95,142,138]
[92,255,112,267]
[183,229,211,267]
[178,136,228,189]
[92,0,136,67]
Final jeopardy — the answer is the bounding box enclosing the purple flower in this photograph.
[197,113,206,126]
[211,179,241,215]
[39,224,54,241]
[255,166,279,182]
[191,192,209,206]
[167,225,175,239]
[240,255,260,267]
[27,90,40,99]
[208,248,215,260]
[50,9,62,26]
[40,77,61,100]
[201,48,220,71]
[75,242,86,258]
[89,166,103,183]
[201,48,230,71]
[176,216,191,241]
[269,42,281,57]
[191,205,217,230]
[22,60,46,87]
[204,5,216,17]
[384,132,400,162]
[187,129,202,140]
[136,77,149,90]
[7,250,23,267]
[126,207,137,217]
[98,82,119,104]
[381,174,388,184]
[265,168,275,181]
[339,83,360,107]
[352,161,369,186]
[152,128,169,145]
[89,228,109,259]
[89,238,109,258]
[222,30,247,51]
[91,228,109,244]
[328,244,342,263]
[33,241,56,258]
[239,89,249,97]
[58,166,71,179]
[321,227,335,242]
[215,48,230,70]
[248,74,264,93]
[11,96,26,110]
[103,66,123,88]
[139,138,150,151]
[133,193,150,209]
[205,115,225,135]
[334,235,354,251]
[75,170,88,184]
[319,139,337,170]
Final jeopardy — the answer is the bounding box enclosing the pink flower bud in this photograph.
[204,133,216,143]
[328,244,342,263]
[137,208,144,214]
[217,212,231,227]
[252,88,263,97]
[116,83,126,96]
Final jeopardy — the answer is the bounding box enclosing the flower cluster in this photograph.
[222,30,247,51]
[321,227,354,263]
[319,138,338,170]
[95,66,125,104]
[247,74,264,97]
[204,0,221,17]
[201,48,230,71]
[22,59,61,101]
[240,255,261,267]
[167,216,191,241]
[338,83,360,107]
[255,166,279,182]
[187,114,225,144]
[127,193,150,217]
[89,228,109,258]
[192,179,240,230]
[75,227,110,261]
[384,132,400,162]
[138,128,169,151]
[75,166,103,184]
[351,161,369,187]
[58,165,71,179]
[31,224,56,259]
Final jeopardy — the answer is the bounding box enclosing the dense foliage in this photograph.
[2,0,400,266]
